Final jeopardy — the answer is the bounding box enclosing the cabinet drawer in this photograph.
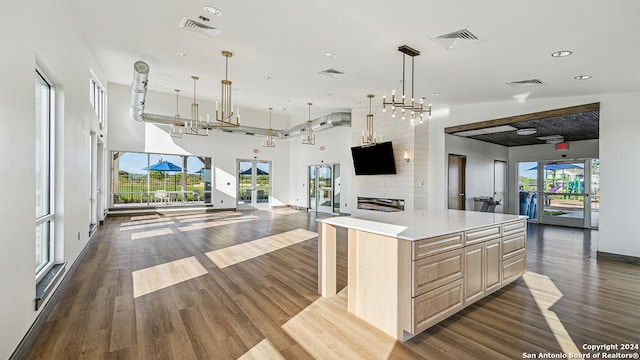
[502,220,526,236]
[413,249,463,297]
[502,232,526,259]
[412,279,464,333]
[502,253,526,284]
[413,232,463,260]
[465,225,501,245]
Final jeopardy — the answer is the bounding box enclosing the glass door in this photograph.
[237,160,271,210]
[317,166,333,214]
[538,160,590,228]
[308,164,340,214]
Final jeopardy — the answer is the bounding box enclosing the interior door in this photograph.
[538,160,590,228]
[448,154,466,210]
[494,160,507,213]
[237,160,271,210]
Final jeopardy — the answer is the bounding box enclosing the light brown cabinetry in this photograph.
[501,220,527,285]
[410,219,526,336]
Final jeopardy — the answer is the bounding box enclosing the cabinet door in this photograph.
[413,249,464,297]
[484,238,502,294]
[502,253,526,285]
[413,279,464,333]
[464,243,484,305]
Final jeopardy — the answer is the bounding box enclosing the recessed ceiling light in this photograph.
[516,128,537,136]
[431,93,440,96]
[203,6,222,16]
[574,75,592,80]
[551,50,572,58]
[264,76,272,80]
[176,51,186,57]
[325,52,336,58]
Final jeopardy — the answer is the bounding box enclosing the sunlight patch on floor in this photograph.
[268,208,303,215]
[523,271,581,355]
[129,214,161,221]
[281,287,396,360]
[131,227,174,240]
[132,256,208,298]
[121,216,170,227]
[121,220,175,231]
[237,338,285,360]
[178,216,257,232]
[205,229,317,269]
[175,211,245,223]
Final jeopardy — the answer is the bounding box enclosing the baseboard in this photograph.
[10,228,100,359]
[597,251,640,265]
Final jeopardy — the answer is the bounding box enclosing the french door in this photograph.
[237,160,271,210]
[308,164,340,214]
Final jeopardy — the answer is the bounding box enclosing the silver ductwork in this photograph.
[129,61,351,136]
[130,61,150,122]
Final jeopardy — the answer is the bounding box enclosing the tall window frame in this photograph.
[35,68,55,281]
[90,75,106,127]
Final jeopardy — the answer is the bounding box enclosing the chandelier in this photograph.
[213,50,240,128]
[185,76,209,136]
[301,102,316,145]
[169,89,184,138]
[262,107,276,147]
[382,45,432,124]
[361,94,380,145]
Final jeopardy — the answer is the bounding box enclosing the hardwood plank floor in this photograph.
[25,210,639,359]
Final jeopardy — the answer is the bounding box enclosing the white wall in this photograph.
[429,93,640,258]
[289,126,352,213]
[445,134,509,211]
[0,0,107,357]
[108,83,292,208]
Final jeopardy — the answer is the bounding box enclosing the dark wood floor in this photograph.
[26,209,639,359]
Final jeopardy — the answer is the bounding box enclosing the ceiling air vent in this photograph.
[506,79,546,88]
[432,28,485,50]
[319,68,347,78]
[179,17,222,39]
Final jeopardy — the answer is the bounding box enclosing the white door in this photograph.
[494,160,507,213]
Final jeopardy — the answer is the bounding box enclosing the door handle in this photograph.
[458,193,464,196]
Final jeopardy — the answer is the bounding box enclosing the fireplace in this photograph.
[357,197,405,212]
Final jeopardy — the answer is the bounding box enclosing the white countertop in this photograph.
[318,209,525,241]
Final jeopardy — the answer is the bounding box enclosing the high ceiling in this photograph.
[70,0,640,124]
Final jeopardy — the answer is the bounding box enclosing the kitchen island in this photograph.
[317,209,526,341]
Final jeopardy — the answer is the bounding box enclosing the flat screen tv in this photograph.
[351,141,397,175]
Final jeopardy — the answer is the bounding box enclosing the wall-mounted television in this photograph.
[351,141,397,175]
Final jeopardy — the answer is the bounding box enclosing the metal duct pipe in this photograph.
[130,61,150,121]
[139,112,351,138]
[128,61,351,136]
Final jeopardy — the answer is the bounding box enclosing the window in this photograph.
[35,69,55,280]
[90,76,106,126]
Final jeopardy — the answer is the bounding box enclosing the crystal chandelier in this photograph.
[361,94,380,145]
[213,50,240,128]
[169,89,184,138]
[301,102,316,145]
[262,107,276,147]
[185,76,209,136]
[382,45,432,124]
